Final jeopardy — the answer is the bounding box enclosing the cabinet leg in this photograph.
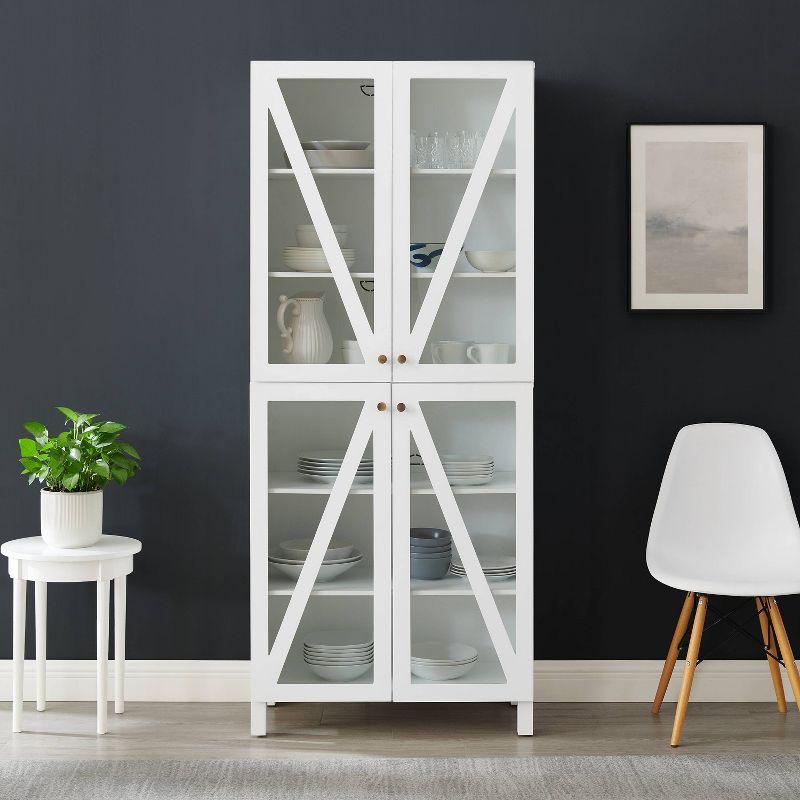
[97,580,110,735]
[12,578,27,733]
[35,581,46,712]
[516,700,533,736]
[251,701,267,736]
[114,576,126,714]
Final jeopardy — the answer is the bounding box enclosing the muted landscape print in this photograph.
[645,141,748,294]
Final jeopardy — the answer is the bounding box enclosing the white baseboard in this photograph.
[0,660,789,703]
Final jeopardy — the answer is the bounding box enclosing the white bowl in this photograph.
[296,225,349,248]
[279,539,355,560]
[464,250,515,273]
[307,662,372,681]
[269,558,361,582]
[410,660,477,681]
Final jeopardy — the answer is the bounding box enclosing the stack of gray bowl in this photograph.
[410,527,452,580]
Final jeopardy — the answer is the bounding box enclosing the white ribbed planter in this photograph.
[40,489,103,548]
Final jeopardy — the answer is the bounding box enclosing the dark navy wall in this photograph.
[1,0,798,658]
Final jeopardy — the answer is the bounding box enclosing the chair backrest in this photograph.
[647,423,800,579]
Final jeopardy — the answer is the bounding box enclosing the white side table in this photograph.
[1,535,141,735]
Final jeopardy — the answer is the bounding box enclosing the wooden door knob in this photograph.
[377,402,387,411]
[378,354,388,364]
[397,354,407,364]
[396,403,406,412]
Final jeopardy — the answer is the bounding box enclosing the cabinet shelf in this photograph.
[267,271,516,279]
[267,471,516,494]
[268,168,374,179]
[411,168,515,178]
[266,569,515,597]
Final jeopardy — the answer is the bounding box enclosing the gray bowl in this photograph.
[411,551,453,560]
[410,557,451,580]
[410,544,451,554]
[410,528,451,546]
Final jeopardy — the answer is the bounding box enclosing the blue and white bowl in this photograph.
[410,242,445,274]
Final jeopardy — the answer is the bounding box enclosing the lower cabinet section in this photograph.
[250,382,533,735]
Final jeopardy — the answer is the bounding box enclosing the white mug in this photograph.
[466,343,511,364]
[432,340,471,364]
[342,346,364,364]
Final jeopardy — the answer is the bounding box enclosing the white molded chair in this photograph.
[647,423,800,746]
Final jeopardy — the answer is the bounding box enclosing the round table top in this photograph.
[1,535,142,562]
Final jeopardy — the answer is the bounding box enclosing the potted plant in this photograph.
[18,407,141,548]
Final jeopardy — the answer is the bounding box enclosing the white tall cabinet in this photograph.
[250,61,534,736]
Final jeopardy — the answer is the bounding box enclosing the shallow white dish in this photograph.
[297,467,373,475]
[279,539,355,560]
[268,551,362,565]
[268,558,361,582]
[304,655,374,665]
[410,661,477,681]
[301,474,373,485]
[304,645,374,657]
[301,140,370,151]
[464,250,515,273]
[296,225,349,248]
[307,661,372,681]
[452,557,515,572]
[305,150,373,169]
[412,642,478,662]
[305,630,374,649]
[299,450,373,462]
[447,475,493,486]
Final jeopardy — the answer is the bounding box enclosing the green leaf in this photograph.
[91,459,110,480]
[20,456,41,471]
[119,442,141,460]
[19,438,38,457]
[24,421,46,438]
[98,422,126,434]
[28,473,37,485]
[111,466,128,485]
[61,472,79,490]
[56,406,79,422]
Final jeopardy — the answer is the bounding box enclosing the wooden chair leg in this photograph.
[757,597,786,713]
[652,591,695,715]
[670,594,707,747]
[767,597,800,711]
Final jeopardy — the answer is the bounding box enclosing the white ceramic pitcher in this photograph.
[276,292,333,364]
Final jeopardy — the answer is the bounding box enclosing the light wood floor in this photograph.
[1,702,800,759]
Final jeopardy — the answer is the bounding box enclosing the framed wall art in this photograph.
[629,124,765,311]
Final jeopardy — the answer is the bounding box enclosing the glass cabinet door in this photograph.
[250,383,392,706]
[392,62,534,382]
[390,383,533,715]
[251,62,392,381]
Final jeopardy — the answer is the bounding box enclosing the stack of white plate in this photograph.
[441,453,494,486]
[304,630,374,681]
[268,539,363,582]
[410,642,479,681]
[283,247,356,273]
[297,449,373,485]
[450,555,516,582]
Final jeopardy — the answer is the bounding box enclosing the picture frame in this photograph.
[628,124,765,311]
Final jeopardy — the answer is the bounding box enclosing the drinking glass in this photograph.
[413,133,430,168]
[428,131,446,169]
[446,132,464,169]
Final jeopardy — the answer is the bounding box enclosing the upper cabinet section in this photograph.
[392,62,534,382]
[251,61,393,382]
[251,61,533,383]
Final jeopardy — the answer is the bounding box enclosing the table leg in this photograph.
[251,701,267,736]
[35,582,46,712]
[12,578,27,733]
[517,700,533,736]
[114,576,126,714]
[97,579,110,735]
